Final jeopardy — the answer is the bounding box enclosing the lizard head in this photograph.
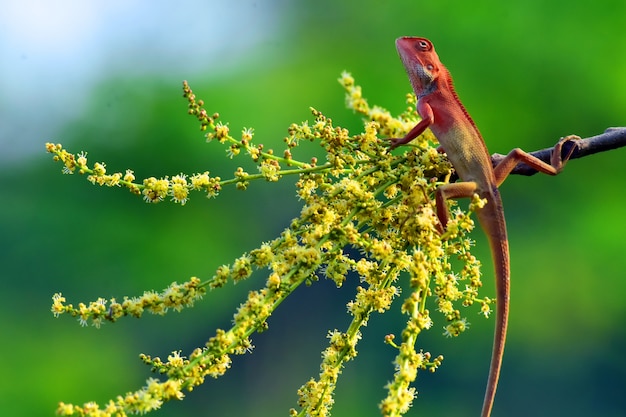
[395,37,443,96]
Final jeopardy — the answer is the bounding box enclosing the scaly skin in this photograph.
[391,37,576,416]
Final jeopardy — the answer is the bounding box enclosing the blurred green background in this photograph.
[2,1,625,416]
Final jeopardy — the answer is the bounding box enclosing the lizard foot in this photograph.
[552,135,580,172]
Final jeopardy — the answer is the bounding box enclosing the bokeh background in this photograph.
[2,1,625,416]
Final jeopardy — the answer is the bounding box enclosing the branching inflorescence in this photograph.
[48,72,492,417]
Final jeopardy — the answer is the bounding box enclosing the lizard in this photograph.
[389,36,577,416]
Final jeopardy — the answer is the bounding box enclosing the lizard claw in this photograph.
[386,137,406,150]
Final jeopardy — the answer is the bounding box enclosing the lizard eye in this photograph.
[417,39,430,50]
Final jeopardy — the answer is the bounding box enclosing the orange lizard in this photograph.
[390,37,577,416]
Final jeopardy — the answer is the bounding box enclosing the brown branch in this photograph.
[490,127,626,176]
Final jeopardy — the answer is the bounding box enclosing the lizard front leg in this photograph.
[493,136,579,186]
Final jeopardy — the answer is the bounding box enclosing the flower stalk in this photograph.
[49,73,488,417]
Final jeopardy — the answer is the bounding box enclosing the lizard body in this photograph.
[391,37,574,416]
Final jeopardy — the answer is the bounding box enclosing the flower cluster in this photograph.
[50,75,491,417]
[46,142,224,204]
[57,377,184,416]
[51,277,206,328]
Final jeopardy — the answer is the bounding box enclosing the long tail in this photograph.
[478,190,510,417]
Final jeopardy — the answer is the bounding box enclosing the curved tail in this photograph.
[477,189,510,417]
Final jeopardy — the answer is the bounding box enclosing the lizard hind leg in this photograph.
[435,181,479,230]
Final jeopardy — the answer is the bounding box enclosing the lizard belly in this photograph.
[433,123,494,185]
